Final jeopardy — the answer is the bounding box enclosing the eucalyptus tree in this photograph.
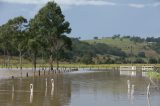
[52,35,72,70]
[27,38,40,71]
[0,21,16,67]
[27,19,42,71]
[9,16,28,69]
[30,1,72,70]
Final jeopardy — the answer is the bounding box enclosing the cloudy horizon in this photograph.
[0,0,160,39]
[1,0,160,8]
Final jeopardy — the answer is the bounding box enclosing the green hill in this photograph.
[84,37,159,58]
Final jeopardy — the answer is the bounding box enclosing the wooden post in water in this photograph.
[38,70,40,76]
[48,69,50,75]
[26,72,28,77]
[70,67,71,72]
[44,70,45,76]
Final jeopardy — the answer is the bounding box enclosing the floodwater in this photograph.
[0,69,160,106]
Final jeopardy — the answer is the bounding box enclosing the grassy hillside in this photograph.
[84,37,159,58]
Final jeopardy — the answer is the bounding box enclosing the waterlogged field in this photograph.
[0,70,159,106]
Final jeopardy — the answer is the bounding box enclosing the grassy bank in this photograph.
[147,70,160,79]
[0,63,159,69]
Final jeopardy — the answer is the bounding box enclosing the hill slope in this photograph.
[84,37,159,58]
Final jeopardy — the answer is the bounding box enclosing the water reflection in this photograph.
[127,80,131,100]
[131,84,135,104]
[0,70,159,106]
[147,83,151,106]
[120,70,145,77]
[147,95,151,106]
[45,78,47,97]
[11,84,14,101]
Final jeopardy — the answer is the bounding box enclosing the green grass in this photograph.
[0,62,160,69]
[84,37,159,57]
[85,38,133,48]
[147,70,160,79]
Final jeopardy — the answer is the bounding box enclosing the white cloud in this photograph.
[1,0,160,9]
[0,0,47,4]
[55,0,116,6]
[128,4,145,8]
[0,0,116,6]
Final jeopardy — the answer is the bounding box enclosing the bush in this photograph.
[149,58,157,64]
[137,52,145,58]
[133,58,145,63]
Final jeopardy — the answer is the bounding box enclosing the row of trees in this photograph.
[110,35,160,43]
[0,1,72,71]
[79,55,160,64]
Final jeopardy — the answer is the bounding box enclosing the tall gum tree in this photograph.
[28,19,41,71]
[0,25,12,68]
[30,1,72,70]
[10,16,28,70]
[0,17,27,68]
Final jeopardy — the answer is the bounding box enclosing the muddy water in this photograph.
[0,70,159,106]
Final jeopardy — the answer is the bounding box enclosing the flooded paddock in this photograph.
[0,69,159,106]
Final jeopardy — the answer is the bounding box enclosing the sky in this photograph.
[0,0,160,39]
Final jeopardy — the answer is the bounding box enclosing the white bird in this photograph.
[30,84,33,103]
[51,79,54,96]
[51,79,54,88]
[30,84,33,94]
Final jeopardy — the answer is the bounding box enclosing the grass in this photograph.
[0,62,159,69]
[85,38,133,48]
[84,37,159,57]
[147,70,160,79]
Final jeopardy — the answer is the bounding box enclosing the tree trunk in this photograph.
[7,51,10,69]
[19,51,22,77]
[19,51,22,70]
[3,50,6,68]
[33,53,37,72]
[50,54,53,71]
[41,52,44,70]
[56,52,59,71]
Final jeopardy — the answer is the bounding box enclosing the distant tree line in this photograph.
[109,34,160,43]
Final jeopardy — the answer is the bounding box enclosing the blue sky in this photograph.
[0,0,160,39]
